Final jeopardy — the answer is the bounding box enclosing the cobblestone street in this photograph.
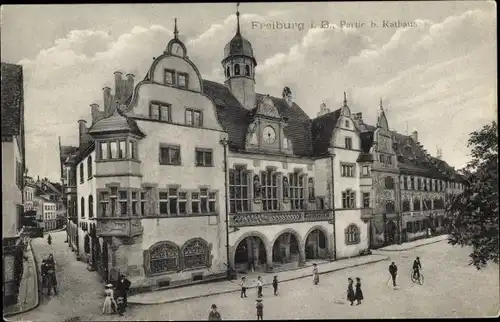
[11,234,499,321]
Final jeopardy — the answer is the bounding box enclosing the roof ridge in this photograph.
[312,108,341,121]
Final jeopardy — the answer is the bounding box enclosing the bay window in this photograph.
[118,140,126,159]
[110,142,118,159]
[131,191,138,216]
[118,190,128,216]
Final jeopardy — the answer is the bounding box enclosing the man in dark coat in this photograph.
[389,262,398,287]
[208,304,222,320]
[115,274,131,309]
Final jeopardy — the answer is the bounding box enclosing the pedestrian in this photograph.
[347,278,355,306]
[240,276,248,298]
[256,276,263,298]
[389,261,398,287]
[47,234,52,245]
[115,274,131,310]
[312,263,319,285]
[115,293,125,316]
[256,299,264,320]
[355,277,364,305]
[272,276,278,296]
[208,304,222,320]
[102,283,117,315]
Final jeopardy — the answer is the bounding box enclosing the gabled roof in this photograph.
[202,80,313,156]
[311,109,341,156]
[1,62,24,139]
[89,108,145,137]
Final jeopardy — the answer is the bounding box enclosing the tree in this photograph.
[445,121,498,269]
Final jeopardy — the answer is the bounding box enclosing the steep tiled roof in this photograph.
[1,62,24,139]
[392,132,447,178]
[311,109,341,156]
[202,80,313,156]
[89,109,145,137]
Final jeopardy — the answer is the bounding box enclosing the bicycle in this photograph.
[410,269,424,285]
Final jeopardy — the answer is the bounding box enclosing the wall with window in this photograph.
[2,138,23,238]
[76,151,97,260]
[335,210,369,259]
[151,56,201,92]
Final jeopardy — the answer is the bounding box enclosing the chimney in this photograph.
[125,74,135,102]
[353,112,363,123]
[317,102,331,117]
[282,87,293,107]
[114,71,123,102]
[90,103,101,124]
[78,120,89,147]
[411,130,418,143]
[102,87,113,116]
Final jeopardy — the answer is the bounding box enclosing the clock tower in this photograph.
[222,4,257,110]
[245,95,293,155]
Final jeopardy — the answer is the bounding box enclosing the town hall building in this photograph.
[60,8,464,293]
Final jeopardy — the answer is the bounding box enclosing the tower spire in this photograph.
[343,91,347,107]
[380,97,383,110]
[236,2,241,35]
[174,18,179,39]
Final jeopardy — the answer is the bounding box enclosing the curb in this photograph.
[129,256,389,305]
[3,241,41,318]
[378,237,447,252]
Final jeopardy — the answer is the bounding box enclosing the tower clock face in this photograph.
[262,126,276,144]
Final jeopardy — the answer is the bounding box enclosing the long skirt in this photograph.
[347,289,356,302]
[313,274,319,285]
[102,296,117,315]
[355,288,364,300]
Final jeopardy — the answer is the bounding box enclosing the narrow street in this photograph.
[14,231,106,321]
[11,233,499,321]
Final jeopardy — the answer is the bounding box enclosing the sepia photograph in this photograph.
[1,1,498,320]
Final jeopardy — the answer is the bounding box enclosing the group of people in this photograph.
[210,257,425,319]
[41,254,57,295]
[388,257,423,287]
[102,274,132,316]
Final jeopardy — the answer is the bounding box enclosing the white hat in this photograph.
[106,283,113,288]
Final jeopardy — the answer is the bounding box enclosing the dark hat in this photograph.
[211,304,217,309]
[256,299,263,302]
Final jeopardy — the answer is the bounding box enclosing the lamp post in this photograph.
[220,136,233,280]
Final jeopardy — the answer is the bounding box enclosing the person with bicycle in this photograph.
[412,257,422,280]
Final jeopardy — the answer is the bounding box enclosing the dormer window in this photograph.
[245,65,250,76]
[185,108,203,127]
[164,69,175,85]
[345,120,350,128]
[345,137,352,149]
[178,73,188,88]
[234,64,240,76]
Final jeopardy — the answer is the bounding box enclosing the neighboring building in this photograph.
[1,62,26,306]
[24,175,37,213]
[33,195,58,231]
[59,8,466,293]
[356,108,465,248]
[59,139,79,253]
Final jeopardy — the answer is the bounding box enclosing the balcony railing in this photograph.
[95,218,143,237]
[229,209,333,227]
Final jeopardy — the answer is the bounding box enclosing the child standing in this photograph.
[347,278,356,306]
[256,276,263,298]
[272,276,278,296]
[355,277,364,305]
[240,277,247,298]
[313,263,319,285]
[256,299,264,320]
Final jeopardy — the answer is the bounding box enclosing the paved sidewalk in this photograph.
[377,234,448,252]
[128,253,389,305]
[3,242,40,318]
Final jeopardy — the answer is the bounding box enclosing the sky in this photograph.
[1,2,497,182]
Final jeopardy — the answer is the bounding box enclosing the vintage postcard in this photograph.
[1,2,498,321]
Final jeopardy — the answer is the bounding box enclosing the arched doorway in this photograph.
[305,229,327,260]
[234,236,267,273]
[386,220,397,244]
[272,232,300,267]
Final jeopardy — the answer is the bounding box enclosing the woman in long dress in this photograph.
[102,284,117,315]
[355,277,364,305]
[312,263,319,285]
[347,278,356,306]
